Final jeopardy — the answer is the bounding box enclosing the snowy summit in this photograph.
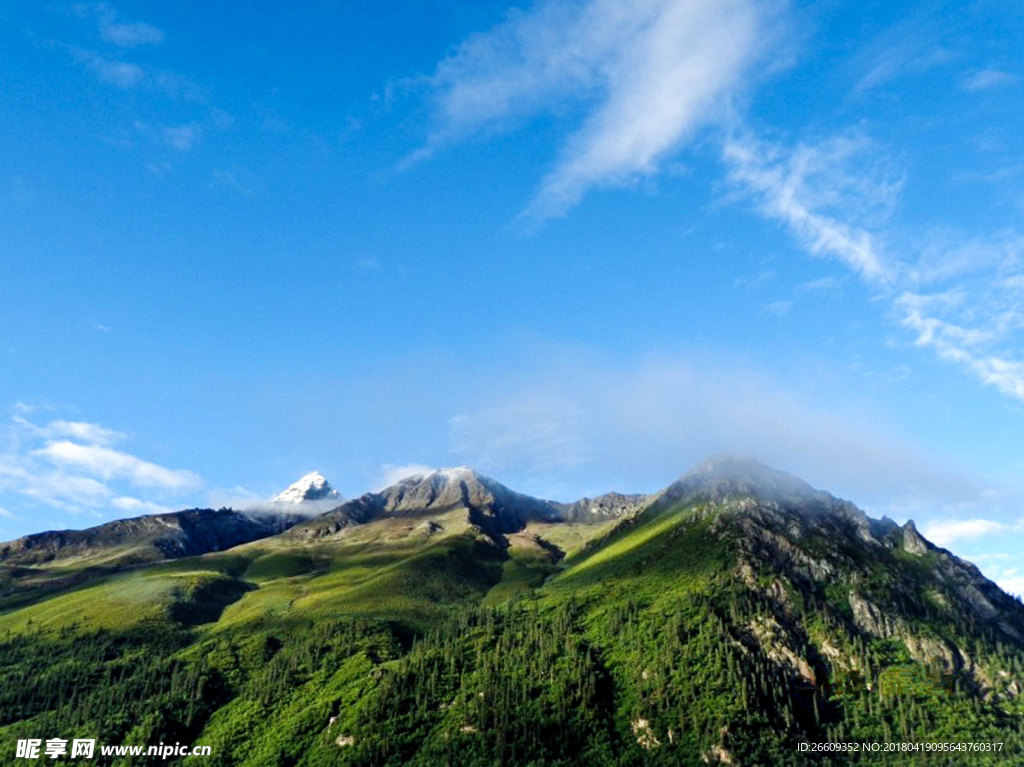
[271,471,342,505]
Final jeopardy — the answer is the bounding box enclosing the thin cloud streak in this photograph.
[959,69,1017,92]
[724,132,1024,404]
[722,132,895,284]
[420,0,778,222]
[100,20,164,48]
[418,2,1024,406]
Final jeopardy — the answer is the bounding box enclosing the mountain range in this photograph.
[1,456,1021,765]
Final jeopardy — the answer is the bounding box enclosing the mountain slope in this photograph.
[0,508,295,569]
[0,457,1021,766]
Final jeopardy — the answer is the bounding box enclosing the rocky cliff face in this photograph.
[552,492,651,522]
[653,457,1024,704]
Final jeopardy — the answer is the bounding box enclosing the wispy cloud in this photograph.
[959,69,1017,92]
[722,132,898,284]
[419,0,778,222]
[133,121,203,152]
[100,20,163,48]
[111,496,173,514]
[996,576,1024,599]
[450,392,590,479]
[163,123,201,151]
[72,48,144,88]
[847,13,951,96]
[414,1,1024,406]
[375,463,435,490]
[443,350,990,508]
[32,441,200,491]
[959,553,1024,597]
[898,290,1024,401]
[13,416,125,446]
[75,3,164,48]
[795,276,841,294]
[724,128,1024,404]
[762,300,792,315]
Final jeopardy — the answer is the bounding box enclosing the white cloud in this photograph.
[847,15,950,95]
[420,0,776,221]
[163,124,201,151]
[795,276,841,293]
[80,51,144,88]
[100,20,164,48]
[892,230,1024,402]
[967,553,1024,597]
[76,3,164,48]
[762,300,792,315]
[0,411,203,520]
[970,552,1012,563]
[415,1,1024,409]
[375,463,436,490]
[900,293,1024,401]
[13,417,126,446]
[725,130,1024,404]
[922,518,1007,547]
[19,471,113,509]
[111,496,173,514]
[997,576,1024,599]
[960,69,1017,92]
[32,440,200,491]
[204,485,265,511]
[444,351,986,507]
[0,506,16,520]
[450,391,591,482]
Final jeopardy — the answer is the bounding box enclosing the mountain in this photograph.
[270,470,342,505]
[290,466,645,540]
[0,508,296,569]
[0,457,1021,766]
[290,466,557,539]
[0,467,347,600]
[0,470,345,575]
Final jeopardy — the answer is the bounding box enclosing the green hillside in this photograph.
[1,461,1022,765]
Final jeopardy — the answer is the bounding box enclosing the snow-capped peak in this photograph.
[271,471,342,505]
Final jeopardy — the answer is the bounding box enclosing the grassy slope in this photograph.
[2,497,1023,765]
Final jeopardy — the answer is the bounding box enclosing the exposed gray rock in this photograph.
[552,492,651,522]
[849,591,903,638]
[902,520,929,556]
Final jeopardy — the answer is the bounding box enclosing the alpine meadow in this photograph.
[2,459,1023,764]
[3,1,1024,765]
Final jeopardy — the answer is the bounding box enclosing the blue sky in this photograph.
[2,1,1023,593]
